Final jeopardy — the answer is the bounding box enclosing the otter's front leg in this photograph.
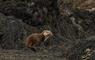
[44,40,52,49]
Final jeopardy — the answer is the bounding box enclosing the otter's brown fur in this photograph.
[25,30,53,49]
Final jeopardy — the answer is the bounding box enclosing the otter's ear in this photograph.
[41,30,45,34]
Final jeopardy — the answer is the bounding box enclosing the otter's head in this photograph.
[42,30,53,37]
[42,30,53,41]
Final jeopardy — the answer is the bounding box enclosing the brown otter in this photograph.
[25,30,53,51]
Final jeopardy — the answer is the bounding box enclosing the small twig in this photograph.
[70,17,83,31]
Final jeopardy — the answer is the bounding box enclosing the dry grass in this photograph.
[0,50,64,60]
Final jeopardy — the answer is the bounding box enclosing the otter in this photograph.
[25,30,53,51]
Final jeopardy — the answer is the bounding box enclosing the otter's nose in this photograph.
[51,32,54,36]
